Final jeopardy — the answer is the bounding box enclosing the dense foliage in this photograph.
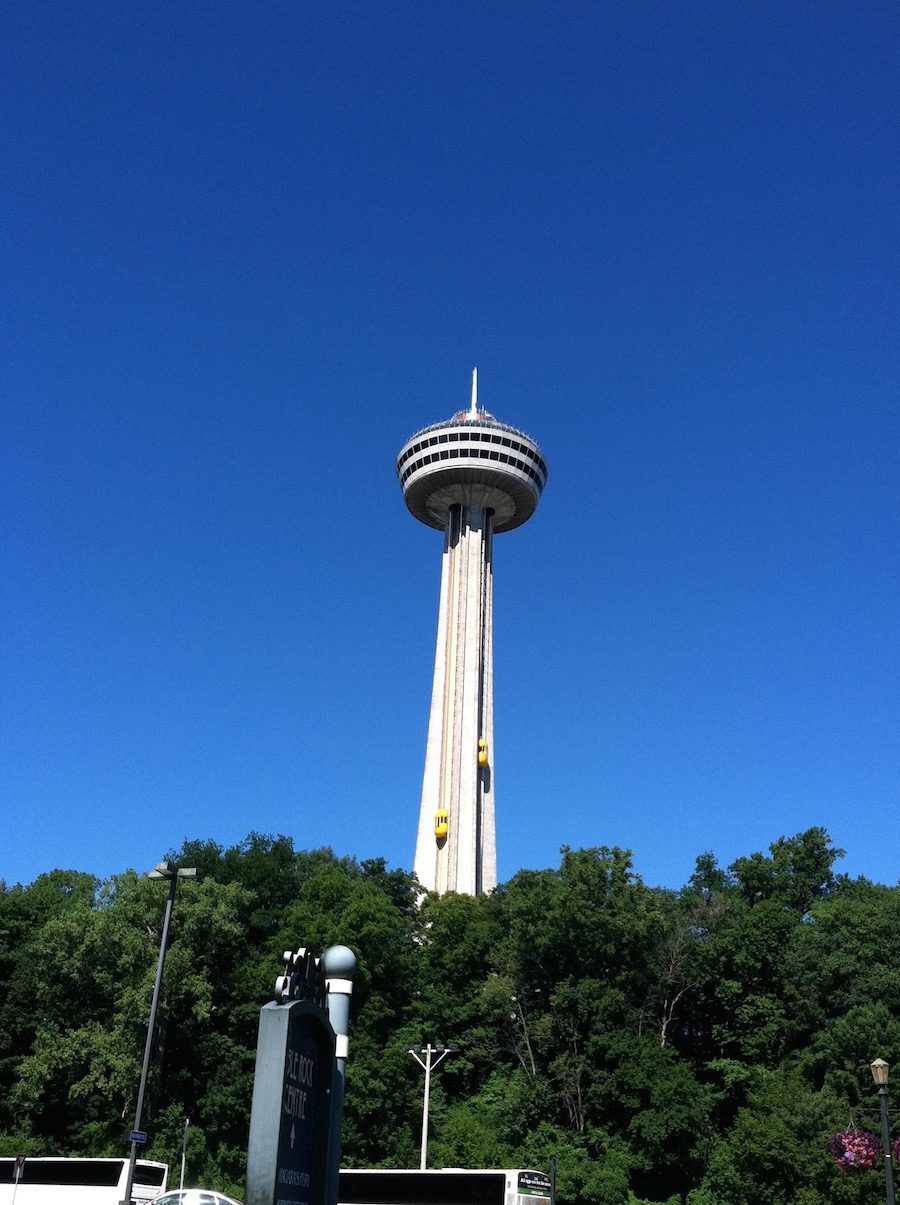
[1,828,898,1203]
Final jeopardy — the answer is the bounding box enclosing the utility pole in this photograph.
[408,1044,457,1170]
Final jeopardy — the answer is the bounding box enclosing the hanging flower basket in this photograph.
[829,1130,881,1172]
[893,1136,900,1164]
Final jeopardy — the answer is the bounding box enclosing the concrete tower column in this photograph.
[415,499,496,894]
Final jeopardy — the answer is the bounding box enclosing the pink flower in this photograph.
[829,1130,881,1172]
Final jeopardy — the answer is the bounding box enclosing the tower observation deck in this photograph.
[398,371,547,895]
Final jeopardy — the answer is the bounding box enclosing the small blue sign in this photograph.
[129,1130,148,1144]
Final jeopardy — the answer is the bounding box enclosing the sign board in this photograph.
[246,999,335,1205]
[128,1131,148,1144]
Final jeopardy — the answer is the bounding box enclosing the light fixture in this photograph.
[871,1058,890,1087]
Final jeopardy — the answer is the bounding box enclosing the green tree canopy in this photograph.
[0,827,896,1205]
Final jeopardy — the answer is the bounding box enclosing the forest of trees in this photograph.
[1,828,899,1204]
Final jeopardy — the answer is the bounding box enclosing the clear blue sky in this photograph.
[3,1,898,892]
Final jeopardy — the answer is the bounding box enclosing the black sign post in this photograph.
[246,950,340,1205]
[247,999,334,1205]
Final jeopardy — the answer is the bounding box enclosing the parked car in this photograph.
[154,1192,242,1205]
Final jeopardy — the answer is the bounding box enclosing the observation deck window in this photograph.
[399,427,546,483]
[399,445,545,490]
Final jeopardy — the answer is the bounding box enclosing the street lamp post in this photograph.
[120,861,199,1205]
[408,1043,457,1170]
[871,1058,895,1205]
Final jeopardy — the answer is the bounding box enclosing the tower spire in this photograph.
[470,367,478,416]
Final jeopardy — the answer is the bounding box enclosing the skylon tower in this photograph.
[397,371,547,894]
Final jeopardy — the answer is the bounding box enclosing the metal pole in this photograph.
[877,1085,895,1205]
[323,945,357,1205]
[180,1117,189,1191]
[121,872,178,1205]
[10,1157,25,1205]
[420,1045,433,1171]
[408,1044,452,1171]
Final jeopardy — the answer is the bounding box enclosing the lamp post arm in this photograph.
[409,1046,451,1073]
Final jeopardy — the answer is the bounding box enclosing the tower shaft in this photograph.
[414,501,496,895]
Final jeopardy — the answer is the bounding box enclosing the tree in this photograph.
[730,828,844,915]
[698,1070,882,1204]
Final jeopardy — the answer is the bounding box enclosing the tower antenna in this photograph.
[470,367,478,416]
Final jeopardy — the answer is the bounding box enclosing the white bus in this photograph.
[0,1157,167,1204]
[338,1169,552,1205]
